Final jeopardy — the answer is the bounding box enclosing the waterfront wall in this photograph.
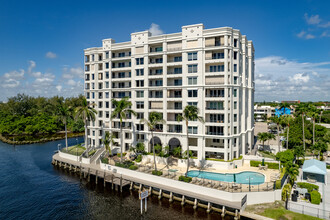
[59,151,80,162]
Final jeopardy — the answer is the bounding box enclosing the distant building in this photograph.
[254,105,275,122]
[281,100,300,104]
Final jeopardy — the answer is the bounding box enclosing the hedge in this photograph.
[311,191,321,205]
[115,161,134,168]
[250,160,279,169]
[152,170,163,176]
[178,176,192,183]
[327,165,330,169]
[101,157,109,164]
[297,182,319,192]
[129,165,138,170]
[135,155,142,162]
[282,184,292,201]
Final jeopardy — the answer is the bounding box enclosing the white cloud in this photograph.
[45,51,57,59]
[62,66,83,79]
[319,21,330,28]
[56,85,62,92]
[28,60,36,73]
[321,31,330,37]
[305,34,315,39]
[255,56,330,101]
[0,61,84,101]
[289,73,310,84]
[304,13,321,25]
[148,23,163,36]
[297,30,315,39]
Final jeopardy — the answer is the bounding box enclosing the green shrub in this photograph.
[117,153,127,157]
[101,157,109,164]
[250,160,279,169]
[296,159,305,166]
[115,161,134,168]
[310,191,321,205]
[297,182,319,192]
[282,184,292,201]
[152,170,163,176]
[275,180,281,189]
[178,176,192,183]
[135,155,142,162]
[327,165,330,169]
[129,165,138,170]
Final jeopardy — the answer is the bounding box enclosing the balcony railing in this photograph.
[206,132,224,135]
[168,95,182,98]
[167,82,182,86]
[167,129,182,133]
[167,47,182,52]
[112,64,131,68]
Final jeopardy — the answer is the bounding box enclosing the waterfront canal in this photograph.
[0,138,242,220]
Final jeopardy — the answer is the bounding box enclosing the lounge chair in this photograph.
[191,177,198,184]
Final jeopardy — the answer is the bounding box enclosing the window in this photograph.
[136,58,144,65]
[209,65,224,72]
[105,63,109,69]
[105,72,109,79]
[188,126,198,134]
[234,76,238,84]
[213,139,220,143]
[136,101,144,109]
[136,124,144,131]
[98,101,103,108]
[92,92,95,99]
[234,39,238,47]
[234,64,237,72]
[188,77,197,85]
[188,90,198,97]
[188,52,197,61]
[92,74,95,80]
[125,133,131,139]
[234,114,237,122]
[234,52,238,60]
[188,102,197,107]
[136,91,144,98]
[234,127,237,134]
[105,101,109,108]
[174,56,182,62]
[136,69,144,76]
[136,80,144,87]
[174,67,182,74]
[105,111,109,118]
[188,64,198,73]
[212,53,224,59]
[234,101,237,109]
[136,112,144,119]
[105,52,109,59]
[233,89,237,97]
[105,82,109,88]
[105,92,109,98]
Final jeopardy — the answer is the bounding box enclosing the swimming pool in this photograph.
[187,170,265,185]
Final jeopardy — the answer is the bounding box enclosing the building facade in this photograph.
[84,24,255,161]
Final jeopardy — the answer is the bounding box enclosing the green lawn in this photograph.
[327,128,330,151]
[246,201,322,220]
[61,145,86,156]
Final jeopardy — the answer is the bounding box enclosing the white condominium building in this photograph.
[84,23,255,161]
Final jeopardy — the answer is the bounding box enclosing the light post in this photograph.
[57,144,61,153]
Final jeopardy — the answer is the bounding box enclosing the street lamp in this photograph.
[57,144,62,153]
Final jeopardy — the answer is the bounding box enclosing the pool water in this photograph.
[187,170,265,185]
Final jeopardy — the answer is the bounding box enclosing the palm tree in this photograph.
[74,98,97,151]
[258,132,269,149]
[177,105,204,176]
[295,103,310,150]
[58,102,72,151]
[140,111,165,171]
[111,97,136,163]
[267,133,276,147]
[285,161,299,185]
[281,115,293,149]
[307,109,318,147]
[270,116,281,153]
[103,131,115,155]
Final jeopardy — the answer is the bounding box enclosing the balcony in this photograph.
[112,63,131,69]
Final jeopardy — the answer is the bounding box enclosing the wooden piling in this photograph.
[193,199,198,210]
[158,189,162,199]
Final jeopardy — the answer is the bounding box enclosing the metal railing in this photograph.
[288,202,330,219]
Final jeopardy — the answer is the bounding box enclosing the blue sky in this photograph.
[0,0,329,102]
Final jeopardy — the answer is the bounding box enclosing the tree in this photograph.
[111,97,137,163]
[307,107,318,147]
[58,102,72,151]
[140,111,165,171]
[276,150,294,164]
[103,131,115,155]
[74,97,97,150]
[293,145,305,160]
[285,161,299,185]
[269,116,281,153]
[295,103,313,150]
[267,133,276,147]
[281,115,293,149]
[177,105,204,176]
[258,132,269,149]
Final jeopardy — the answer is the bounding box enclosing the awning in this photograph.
[302,159,327,175]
